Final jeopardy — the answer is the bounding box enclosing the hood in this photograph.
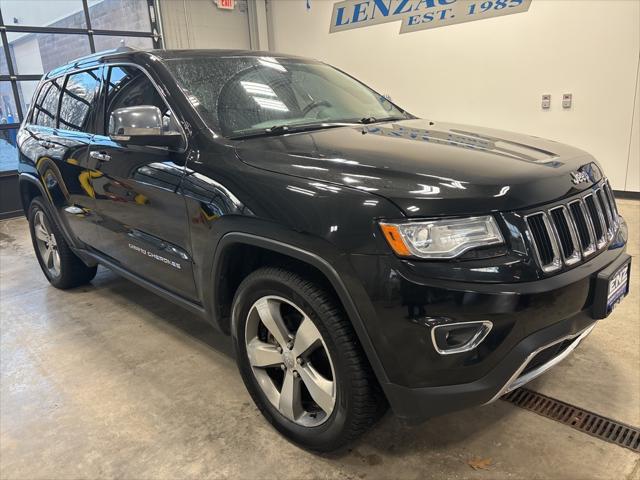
[234,119,603,217]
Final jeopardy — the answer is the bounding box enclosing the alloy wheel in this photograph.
[33,210,61,277]
[244,295,337,427]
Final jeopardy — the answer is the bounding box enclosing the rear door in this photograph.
[88,64,197,300]
[22,70,100,246]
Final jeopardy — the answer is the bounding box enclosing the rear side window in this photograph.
[32,78,63,128]
[59,69,101,132]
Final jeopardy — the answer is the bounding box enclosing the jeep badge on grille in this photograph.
[571,171,590,184]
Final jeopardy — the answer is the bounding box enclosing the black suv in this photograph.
[18,48,630,451]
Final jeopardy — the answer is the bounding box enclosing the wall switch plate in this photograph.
[562,93,572,109]
[542,94,551,109]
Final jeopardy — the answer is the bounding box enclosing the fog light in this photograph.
[431,321,493,355]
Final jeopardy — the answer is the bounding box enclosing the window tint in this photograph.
[105,65,167,133]
[104,65,181,145]
[33,78,63,128]
[59,70,101,132]
[165,57,406,138]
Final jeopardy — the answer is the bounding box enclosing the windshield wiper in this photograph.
[359,116,407,124]
[229,122,352,140]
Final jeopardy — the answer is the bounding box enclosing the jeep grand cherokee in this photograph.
[17,48,630,451]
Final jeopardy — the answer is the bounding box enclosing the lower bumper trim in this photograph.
[486,324,595,404]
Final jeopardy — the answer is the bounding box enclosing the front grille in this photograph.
[525,180,619,273]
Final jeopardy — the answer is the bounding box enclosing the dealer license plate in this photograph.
[606,263,630,314]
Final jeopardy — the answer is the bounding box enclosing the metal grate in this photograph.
[502,388,640,453]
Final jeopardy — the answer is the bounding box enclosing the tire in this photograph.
[231,267,387,452]
[28,197,97,289]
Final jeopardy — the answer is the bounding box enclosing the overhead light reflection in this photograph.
[494,186,510,197]
[253,97,289,111]
[439,180,467,190]
[409,184,441,195]
[241,81,277,97]
[286,185,316,196]
[292,165,329,171]
[309,182,341,192]
[258,56,287,72]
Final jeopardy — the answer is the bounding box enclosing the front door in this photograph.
[89,65,197,300]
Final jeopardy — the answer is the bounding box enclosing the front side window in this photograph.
[104,65,173,135]
[33,78,63,128]
[164,56,407,138]
[59,69,101,132]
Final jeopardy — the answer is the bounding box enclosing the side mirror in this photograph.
[109,105,183,148]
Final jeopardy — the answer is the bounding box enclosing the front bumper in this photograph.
[346,222,629,423]
[383,311,596,422]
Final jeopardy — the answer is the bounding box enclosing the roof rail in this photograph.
[45,46,142,78]
[77,45,138,63]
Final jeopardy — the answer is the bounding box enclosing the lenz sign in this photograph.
[329,0,532,34]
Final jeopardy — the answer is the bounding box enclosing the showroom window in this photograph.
[0,0,162,174]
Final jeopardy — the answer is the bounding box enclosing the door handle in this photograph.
[90,151,111,162]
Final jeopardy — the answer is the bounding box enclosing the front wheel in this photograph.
[231,267,386,451]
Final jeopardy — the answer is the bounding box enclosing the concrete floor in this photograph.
[1,200,639,480]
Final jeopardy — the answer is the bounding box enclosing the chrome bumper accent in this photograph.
[487,323,596,404]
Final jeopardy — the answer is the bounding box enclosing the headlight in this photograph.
[379,216,503,259]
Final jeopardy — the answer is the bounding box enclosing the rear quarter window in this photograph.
[32,78,63,128]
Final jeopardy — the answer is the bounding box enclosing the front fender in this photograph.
[209,229,392,389]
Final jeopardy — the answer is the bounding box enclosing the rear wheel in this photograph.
[232,267,386,451]
[28,197,97,289]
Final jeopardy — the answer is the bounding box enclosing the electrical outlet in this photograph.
[542,94,551,110]
[562,93,572,109]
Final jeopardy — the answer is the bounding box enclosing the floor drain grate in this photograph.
[502,388,640,453]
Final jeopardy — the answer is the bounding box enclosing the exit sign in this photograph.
[217,0,234,9]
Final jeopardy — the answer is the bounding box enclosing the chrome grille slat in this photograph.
[584,193,607,248]
[603,181,619,225]
[596,188,614,239]
[549,206,581,265]
[525,180,619,272]
[568,200,597,257]
[525,212,562,272]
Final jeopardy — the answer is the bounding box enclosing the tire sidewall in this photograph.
[232,271,356,450]
[28,198,62,285]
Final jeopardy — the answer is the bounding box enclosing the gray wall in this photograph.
[159,0,252,50]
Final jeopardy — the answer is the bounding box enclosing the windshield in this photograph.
[164,56,408,138]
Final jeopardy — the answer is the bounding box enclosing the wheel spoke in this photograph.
[35,224,49,242]
[298,363,335,415]
[43,247,53,268]
[255,297,290,348]
[52,250,61,273]
[292,317,322,358]
[246,338,282,368]
[279,370,303,421]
